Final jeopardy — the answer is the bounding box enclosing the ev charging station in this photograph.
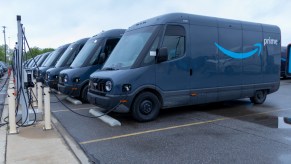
[6,15,120,132]
[7,15,52,132]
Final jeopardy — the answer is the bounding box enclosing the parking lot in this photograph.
[50,79,291,163]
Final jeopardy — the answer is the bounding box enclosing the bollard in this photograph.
[37,82,43,111]
[43,87,52,130]
[32,79,37,107]
[8,84,17,134]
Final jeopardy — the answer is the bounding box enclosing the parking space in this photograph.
[51,79,291,163]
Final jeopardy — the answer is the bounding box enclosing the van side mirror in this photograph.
[157,47,168,63]
[98,53,106,64]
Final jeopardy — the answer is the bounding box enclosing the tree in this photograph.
[0,44,54,64]
[0,45,5,61]
[25,46,54,60]
[0,44,12,63]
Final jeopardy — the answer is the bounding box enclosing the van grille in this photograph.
[59,75,64,84]
[89,78,107,92]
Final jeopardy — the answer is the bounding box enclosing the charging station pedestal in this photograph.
[15,16,43,125]
[16,69,44,122]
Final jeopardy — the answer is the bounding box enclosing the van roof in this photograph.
[91,29,126,39]
[128,13,280,33]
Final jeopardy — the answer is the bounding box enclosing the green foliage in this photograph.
[25,47,54,59]
[0,45,5,61]
[0,44,11,63]
[0,44,54,64]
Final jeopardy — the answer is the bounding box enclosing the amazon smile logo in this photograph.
[215,42,262,59]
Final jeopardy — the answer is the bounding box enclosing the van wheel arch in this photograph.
[250,90,268,104]
[131,89,163,110]
[130,89,163,122]
[80,82,89,103]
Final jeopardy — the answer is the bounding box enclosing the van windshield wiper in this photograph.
[102,67,118,71]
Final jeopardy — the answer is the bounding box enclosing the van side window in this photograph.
[162,25,185,60]
[103,38,120,57]
[65,45,80,66]
[89,46,102,65]
[91,38,120,65]
[142,36,160,65]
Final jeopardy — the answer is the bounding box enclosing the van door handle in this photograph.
[190,69,192,76]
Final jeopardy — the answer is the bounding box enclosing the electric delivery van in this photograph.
[45,38,89,90]
[33,52,51,78]
[58,29,125,102]
[26,55,41,68]
[36,44,69,83]
[87,13,281,122]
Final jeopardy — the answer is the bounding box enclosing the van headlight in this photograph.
[64,75,68,83]
[105,81,112,92]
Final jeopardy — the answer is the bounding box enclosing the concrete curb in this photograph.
[89,109,121,126]
[51,115,90,164]
[0,120,7,164]
[65,97,82,105]
[0,88,8,164]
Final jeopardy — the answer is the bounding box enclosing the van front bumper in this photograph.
[58,83,81,97]
[87,91,130,113]
[36,76,45,83]
[46,79,58,90]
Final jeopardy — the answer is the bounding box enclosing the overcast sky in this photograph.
[0,0,290,49]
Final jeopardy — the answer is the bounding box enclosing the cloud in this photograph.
[0,0,290,48]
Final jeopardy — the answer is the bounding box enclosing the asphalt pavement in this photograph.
[1,73,291,163]
[50,79,291,164]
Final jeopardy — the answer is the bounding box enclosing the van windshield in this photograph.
[103,26,158,70]
[70,38,104,68]
[55,43,80,68]
[43,47,64,67]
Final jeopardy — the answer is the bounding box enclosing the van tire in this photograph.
[250,90,267,104]
[81,85,89,103]
[131,92,160,122]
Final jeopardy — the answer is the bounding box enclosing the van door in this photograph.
[189,25,219,104]
[155,24,191,108]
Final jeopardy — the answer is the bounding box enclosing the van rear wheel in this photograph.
[131,92,160,122]
[250,90,267,104]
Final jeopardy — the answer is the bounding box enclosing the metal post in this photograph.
[8,83,17,134]
[32,79,37,107]
[37,82,43,111]
[2,26,7,63]
[17,15,30,125]
[43,87,51,130]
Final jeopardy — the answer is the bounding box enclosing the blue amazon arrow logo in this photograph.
[215,42,262,59]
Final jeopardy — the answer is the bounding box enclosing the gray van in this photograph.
[87,13,281,121]
[58,29,125,102]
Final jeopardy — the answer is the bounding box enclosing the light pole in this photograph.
[2,26,7,63]
[8,36,10,61]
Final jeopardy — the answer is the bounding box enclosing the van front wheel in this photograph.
[250,90,267,104]
[131,92,160,122]
[81,85,89,103]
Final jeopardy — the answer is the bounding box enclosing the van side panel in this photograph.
[190,25,218,104]
[217,20,243,101]
[262,25,281,84]
[241,25,263,97]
